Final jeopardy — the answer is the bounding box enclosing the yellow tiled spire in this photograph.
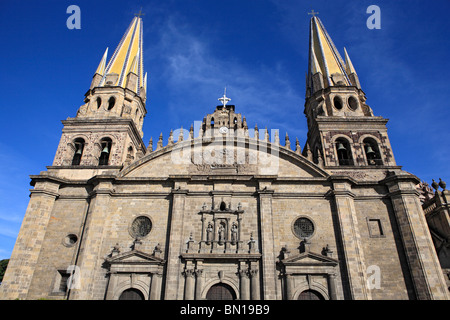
[95,48,108,76]
[307,16,352,93]
[344,47,357,75]
[99,16,144,94]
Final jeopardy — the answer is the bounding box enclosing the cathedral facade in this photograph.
[1,15,449,300]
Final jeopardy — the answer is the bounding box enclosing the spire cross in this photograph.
[308,9,319,17]
[218,88,231,108]
[135,7,145,18]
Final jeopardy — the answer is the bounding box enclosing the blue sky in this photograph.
[0,0,449,259]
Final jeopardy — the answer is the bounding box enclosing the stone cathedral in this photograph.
[1,15,449,300]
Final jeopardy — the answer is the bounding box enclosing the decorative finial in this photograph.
[218,87,231,108]
[308,9,319,17]
[135,7,145,18]
[439,178,447,190]
[189,124,194,140]
[295,138,302,154]
[168,129,174,145]
[147,137,153,152]
[432,179,439,191]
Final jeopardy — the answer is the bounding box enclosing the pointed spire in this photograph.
[295,138,302,154]
[100,16,144,95]
[305,143,313,161]
[178,127,184,142]
[308,16,351,94]
[128,48,140,75]
[168,130,174,145]
[285,133,291,150]
[95,48,109,76]
[344,48,356,75]
[254,124,259,140]
[274,130,280,145]
[157,133,163,150]
[264,127,270,142]
[143,72,148,93]
[147,137,153,152]
[344,47,361,89]
[310,47,322,75]
[189,124,194,140]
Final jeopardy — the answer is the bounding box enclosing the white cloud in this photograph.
[147,15,307,143]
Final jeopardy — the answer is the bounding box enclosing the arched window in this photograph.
[98,138,112,166]
[335,138,354,166]
[233,117,238,130]
[363,138,383,165]
[71,138,85,166]
[333,96,343,110]
[119,288,144,300]
[96,97,102,109]
[220,201,227,211]
[211,117,215,129]
[348,96,358,111]
[206,283,236,300]
[107,97,115,110]
[298,290,324,300]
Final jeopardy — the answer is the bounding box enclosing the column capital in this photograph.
[183,269,196,278]
[249,269,258,277]
[239,269,250,279]
[194,269,203,277]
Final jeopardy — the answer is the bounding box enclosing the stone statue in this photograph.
[231,223,238,244]
[206,222,213,244]
[218,224,225,244]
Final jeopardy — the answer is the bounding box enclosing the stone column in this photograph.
[237,216,242,253]
[165,186,188,300]
[285,273,295,300]
[329,177,370,300]
[105,272,119,300]
[239,269,251,300]
[0,177,60,300]
[150,272,163,300]
[384,173,450,300]
[328,273,338,300]
[195,269,204,300]
[250,269,260,300]
[257,185,280,299]
[184,269,196,300]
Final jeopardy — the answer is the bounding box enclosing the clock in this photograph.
[219,126,228,134]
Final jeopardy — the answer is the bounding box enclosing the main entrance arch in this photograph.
[206,283,236,300]
[297,289,324,300]
[119,288,145,300]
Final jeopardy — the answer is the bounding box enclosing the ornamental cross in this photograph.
[135,7,145,18]
[218,88,231,108]
[308,9,319,17]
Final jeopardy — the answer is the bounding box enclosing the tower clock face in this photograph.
[219,126,228,134]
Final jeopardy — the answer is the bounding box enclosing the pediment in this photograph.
[281,251,338,267]
[119,137,328,179]
[106,250,165,265]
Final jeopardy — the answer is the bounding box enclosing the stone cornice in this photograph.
[62,117,146,151]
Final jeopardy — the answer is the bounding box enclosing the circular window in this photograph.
[293,217,315,239]
[130,216,152,238]
[348,96,358,111]
[333,96,343,110]
[63,234,78,247]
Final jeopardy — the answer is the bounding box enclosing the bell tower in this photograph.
[52,16,148,173]
[304,16,396,168]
